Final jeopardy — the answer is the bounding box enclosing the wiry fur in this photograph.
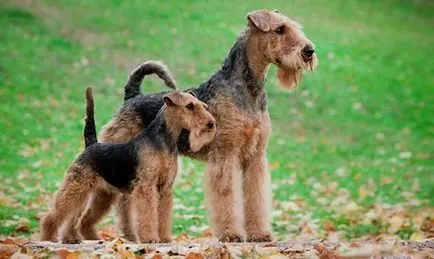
[40,89,216,243]
[57,61,178,242]
[124,60,177,101]
[86,9,318,242]
[84,87,97,147]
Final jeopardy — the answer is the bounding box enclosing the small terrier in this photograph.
[41,87,216,243]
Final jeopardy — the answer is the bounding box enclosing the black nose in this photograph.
[302,46,315,58]
[207,121,215,129]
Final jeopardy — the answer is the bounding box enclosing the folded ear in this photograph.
[187,90,197,98]
[163,91,183,106]
[247,10,272,32]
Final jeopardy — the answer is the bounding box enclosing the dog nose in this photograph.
[207,121,215,129]
[302,46,315,58]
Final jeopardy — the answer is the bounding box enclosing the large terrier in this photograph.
[40,88,216,243]
[80,9,318,242]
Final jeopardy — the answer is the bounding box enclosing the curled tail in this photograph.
[84,87,98,147]
[124,60,177,101]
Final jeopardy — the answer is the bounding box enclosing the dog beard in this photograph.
[189,128,216,152]
[277,68,302,89]
[277,53,317,89]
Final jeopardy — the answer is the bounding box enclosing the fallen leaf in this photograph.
[56,248,80,259]
[201,228,212,238]
[381,177,394,184]
[116,244,136,258]
[270,161,280,170]
[313,243,340,259]
[99,226,117,241]
[280,244,305,255]
[0,238,18,245]
[389,215,405,233]
[399,151,412,159]
[409,232,426,241]
[35,212,46,221]
[323,220,336,232]
[10,251,32,259]
[344,201,360,213]
[185,252,204,259]
[0,244,18,259]
[168,245,189,256]
[176,232,189,241]
[15,219,30,233]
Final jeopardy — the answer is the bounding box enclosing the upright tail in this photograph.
[84,87,98,147]
[124,60,177,101]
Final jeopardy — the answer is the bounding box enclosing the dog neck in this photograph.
[161,107,184,137]
[220,29,269,85]
[216,28,269,111]
[137,108,179,149]
[245,30,271,82]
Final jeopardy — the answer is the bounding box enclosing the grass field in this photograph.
[0,0,433,241]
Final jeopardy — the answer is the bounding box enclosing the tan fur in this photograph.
[78,188,116,239]
[115,194,136,241]
[40,164,98,242]
[61,109,144,242]
[59,109,144,242]
[132,147,173,243]
[41,91,216,243]
[87,9,317,242]
[60,216,80,243]
[247,10,318,89]
[99,109,144,143]
[200,92,274,241]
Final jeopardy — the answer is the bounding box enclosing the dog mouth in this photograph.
[275,52,317,89]
[201,122,216,134]
[302,55,313,62]
[188,124,216,152]
[276,58,282,66]
[275,52,311,71]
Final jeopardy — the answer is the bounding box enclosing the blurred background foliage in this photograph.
[0,0,433,240]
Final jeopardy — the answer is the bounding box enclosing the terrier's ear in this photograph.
[247,10,272,32]
[163,91,183,106]
[187,90,197,99]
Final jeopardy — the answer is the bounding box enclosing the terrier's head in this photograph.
[163,91,216,152]
[247,9,318,89]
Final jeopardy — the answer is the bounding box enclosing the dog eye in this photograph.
[186,103,194,111]
[275,26,285,35]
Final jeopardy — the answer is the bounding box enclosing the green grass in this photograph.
[0,0,433,240]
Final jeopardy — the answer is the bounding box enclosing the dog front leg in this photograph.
[158,189,173,242]
[132,183,159,243]
[115,194,137,241]
[242,152,273,242]
[205,156,245,242]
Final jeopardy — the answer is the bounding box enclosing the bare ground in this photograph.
[1,238,433,258]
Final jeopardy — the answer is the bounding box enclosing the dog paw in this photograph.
[159,237,172,243]
[121,233,137,242]
[61,238,81,244]
[140,238,159,244]
[247,232,273,242]
[219,232,244,243]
